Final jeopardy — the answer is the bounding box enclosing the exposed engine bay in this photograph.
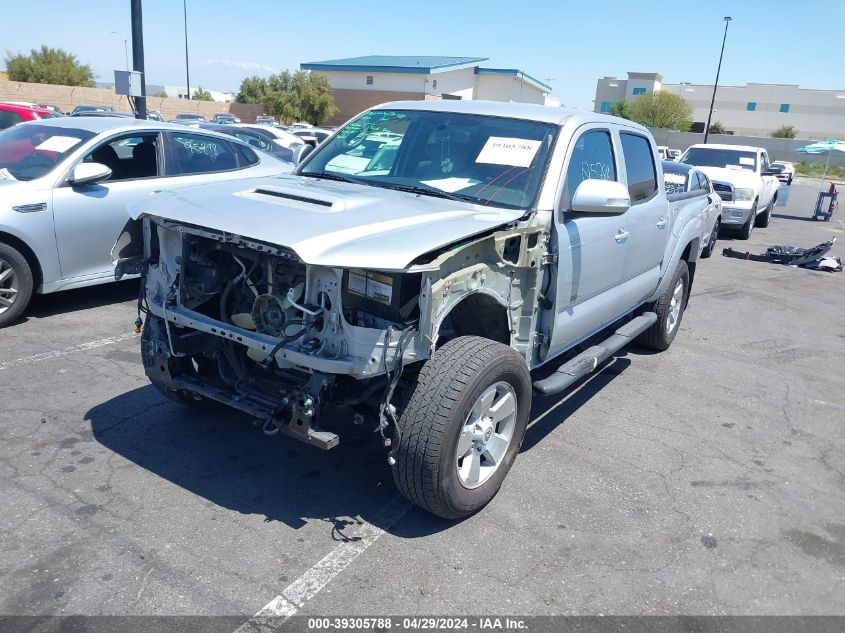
[138,220,424,450]
[125,216,545,452]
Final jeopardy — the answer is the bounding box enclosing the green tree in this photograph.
[5,45,94,87]
[609,101,630,119]
[192,86,213,101]
[771,124,796,139]
[153,91,168,98]
[626,91,693,131]
[235,75,268,104]
[235,70,335,124]
[708,121,727,135]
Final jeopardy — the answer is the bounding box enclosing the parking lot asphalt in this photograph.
[1,180,843,620]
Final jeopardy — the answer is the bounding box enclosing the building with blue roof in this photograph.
[300,55,556,125]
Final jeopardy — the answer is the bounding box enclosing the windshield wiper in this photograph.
[372,182,476,203]
[300,171,360,184]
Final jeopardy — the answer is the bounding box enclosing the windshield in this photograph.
[681,147,757,172]
[298,109,558,210]
[0,124,95,181]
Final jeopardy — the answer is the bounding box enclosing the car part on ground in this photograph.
[722,238,841,272]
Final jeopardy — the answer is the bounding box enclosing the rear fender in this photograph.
[646,221,701,303]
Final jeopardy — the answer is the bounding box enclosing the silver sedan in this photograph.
[0,116,292,327]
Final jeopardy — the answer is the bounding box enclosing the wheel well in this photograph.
[436,293,510,348]
[680,241,697,295]
[0,232,42,290]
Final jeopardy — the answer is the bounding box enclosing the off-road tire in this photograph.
[392,336,532,519]
[755,197,774,228]
[700,219,720,259]
[738,200,757,239]
[0,242,34,329]
[637,260,689,352]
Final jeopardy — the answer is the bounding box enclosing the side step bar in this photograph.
[533,312,658,396]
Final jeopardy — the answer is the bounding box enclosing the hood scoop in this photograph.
[253,187,334,207]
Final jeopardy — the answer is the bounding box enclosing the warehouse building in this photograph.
[301,55,554,125]
[594,72,845,139]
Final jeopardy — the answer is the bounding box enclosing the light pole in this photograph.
[109,31,129,71]
[704,16,731,143]
[183,0,191,100]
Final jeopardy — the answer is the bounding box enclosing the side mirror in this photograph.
[570,179,631,215]
[291,143,314,165]
[69,162,111,186]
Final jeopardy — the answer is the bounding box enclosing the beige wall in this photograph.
[0,80,230,119]
[474,75,546,104]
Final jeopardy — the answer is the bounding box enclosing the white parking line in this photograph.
[0,332,138,371]
[235,497,411,632]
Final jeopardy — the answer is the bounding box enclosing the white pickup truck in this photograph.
[679,143,781,239]
[114,101,715,518]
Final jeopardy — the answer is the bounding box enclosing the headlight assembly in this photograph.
[734,188,754,201]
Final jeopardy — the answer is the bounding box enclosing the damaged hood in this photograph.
[128,174,526,269]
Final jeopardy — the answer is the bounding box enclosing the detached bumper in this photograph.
[721,202,755,225]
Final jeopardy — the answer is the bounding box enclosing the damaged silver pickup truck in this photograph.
[113,101,712,518]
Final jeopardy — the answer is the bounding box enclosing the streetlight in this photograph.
[183,0,191,100]
[704,16,731,143]
[109,31,129,71]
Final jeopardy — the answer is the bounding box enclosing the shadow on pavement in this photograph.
[85,352,632,533]
[522,356,631,452]
[772,212,815,222]
[28,279,140,318]
[85,384,446,536]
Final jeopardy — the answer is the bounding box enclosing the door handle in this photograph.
[656,216,667,229]
[614,228,629,243]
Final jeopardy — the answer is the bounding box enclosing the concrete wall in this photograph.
[474,75,545,104]
[648,128,845,167]
[0,80,229,119]
[315,68,477,100]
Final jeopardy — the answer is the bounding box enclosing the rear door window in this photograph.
[169,132,240,174]
[619,133,657,202]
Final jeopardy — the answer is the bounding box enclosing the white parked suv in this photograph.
[679,144,780,239]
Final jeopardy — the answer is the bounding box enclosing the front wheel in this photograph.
[738,201,757,239]
[393,336,532,519]
[638,260,689,352]
[0,243,34,329]
[755,198,773,228]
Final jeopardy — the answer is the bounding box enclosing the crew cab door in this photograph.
[616,131,665,305]
[547,126,629,355]
[759,150,779,207]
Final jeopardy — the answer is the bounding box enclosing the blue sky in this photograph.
[2,0,841,110]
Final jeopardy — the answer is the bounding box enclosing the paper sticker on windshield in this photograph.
[738,157,755,166]
[35,136,82,153]
[476,137,541,168]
